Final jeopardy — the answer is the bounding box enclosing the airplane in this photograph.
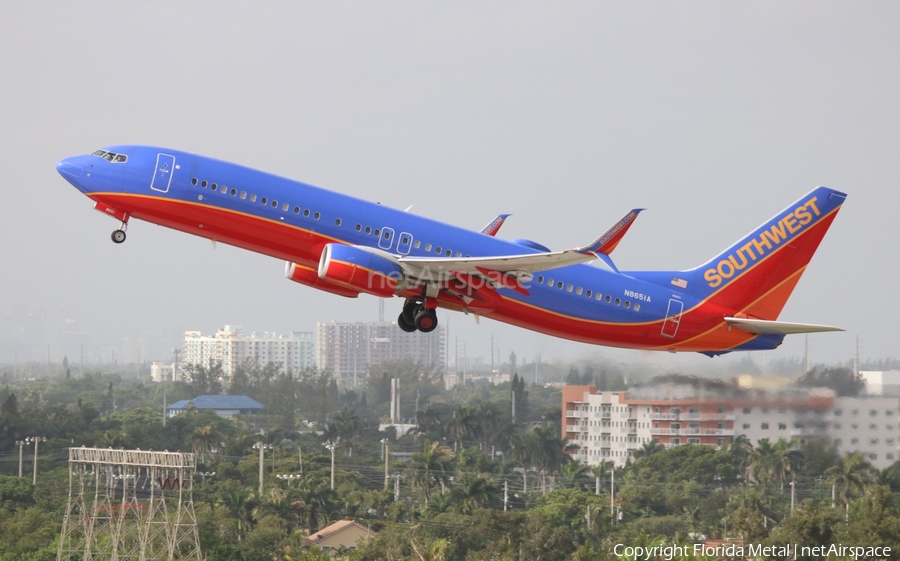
[56,146,846,356]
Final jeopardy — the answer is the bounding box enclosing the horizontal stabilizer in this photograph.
[725,317,843,335]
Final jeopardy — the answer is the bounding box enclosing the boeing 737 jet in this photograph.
[57,146,846,356]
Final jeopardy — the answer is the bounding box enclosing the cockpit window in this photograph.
[91,149,127,163]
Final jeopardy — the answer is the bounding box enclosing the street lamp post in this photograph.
[324,442,336,490]
[25,437,47,485]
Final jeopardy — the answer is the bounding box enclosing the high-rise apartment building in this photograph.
[316,321,445,386]
[180,325,314,382]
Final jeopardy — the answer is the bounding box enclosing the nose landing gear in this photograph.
[110,220,128,244]
[397,298,438,333]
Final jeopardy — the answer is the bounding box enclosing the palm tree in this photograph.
[295,476,338,534]
[407,440,453,503]
[773,438,804,491]
[633,439,665,460]
[826,452,872,521]
[449,472,501,514]
[446,406,480,447]
[560,460,590,488]
[191,424,217,464]
[332,407,361,456]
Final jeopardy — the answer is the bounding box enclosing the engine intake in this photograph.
[318,244,403,297]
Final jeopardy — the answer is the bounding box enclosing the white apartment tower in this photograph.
[181,325,314,382]
[316,321,445,386]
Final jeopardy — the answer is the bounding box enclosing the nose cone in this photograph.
[57,156,88,192]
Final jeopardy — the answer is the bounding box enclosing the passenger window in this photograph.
[335,218,342,226]
[282,203,289,211]
[314,212,320,220]
[240,191,247,199]
[634,303,641,312]
[201,180,208,188]
[576,287,583,295]
[425,244,432,251]
[614,298,621,306]
[272,200,278,208]
[605,295,611,303]
[191,178,198,186]
[547,278,553,286]
[384,231,391,240]
[374,229,379,236]
[304,209,310,217]
[250,194,257,202]
[211,183,218,191]
[566,284,573,292]
[557,282,563,290]
[435,246,442,254]
[597,293,603,301]
[261,197,268,205]
[414,241,421,248]
[624,301,631,309]
[537,276,544,284]
[294,206,300,214]
[365,226,372,234]
[446,250,452,257]
[456,252,462,257]
[586,290,592,298]
[230,188,237,196]
[356,224,362,232]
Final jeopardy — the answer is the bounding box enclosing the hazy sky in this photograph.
[1,2,897,371]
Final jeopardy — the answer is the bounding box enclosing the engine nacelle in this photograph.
[285,262,360,298]
[318,244,403,297]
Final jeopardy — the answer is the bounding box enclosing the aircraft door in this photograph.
[661,299,684,338]
[378,227,395,251]
[397,232,412,255]
[150,153,176,193]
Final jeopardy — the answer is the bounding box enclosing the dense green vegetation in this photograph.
[1,359,899,560]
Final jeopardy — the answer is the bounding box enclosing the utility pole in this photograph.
[253,442,272,495]
[381,439,390,490]
[610,466,615,521]
[790,480,795,514]
[299,446,303,478]
[16,441,24,478]
[394,474,400,501]
[595,475,600,495]
[503,479,508,511]
[26,437,46,485]
[325,442,336,490]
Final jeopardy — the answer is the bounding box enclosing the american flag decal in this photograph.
[671,277,688,289]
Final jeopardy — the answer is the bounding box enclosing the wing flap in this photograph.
[725,317,844,335]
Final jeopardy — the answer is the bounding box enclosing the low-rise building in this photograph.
[166,395,263,418]
[305,520,374,552]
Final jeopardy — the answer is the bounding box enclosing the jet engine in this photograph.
[317,243,403,298]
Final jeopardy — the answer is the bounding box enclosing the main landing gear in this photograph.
[110,221,128,244]
[398,298,438,333]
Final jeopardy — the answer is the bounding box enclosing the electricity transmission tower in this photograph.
[57,447,203,560]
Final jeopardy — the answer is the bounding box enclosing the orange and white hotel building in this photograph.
[563,383,900,468]
[562,385,736,467]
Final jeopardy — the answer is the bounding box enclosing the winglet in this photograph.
[480,214,512,237]
[577,209,644,256]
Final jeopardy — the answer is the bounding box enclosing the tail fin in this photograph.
[633,186,846,319]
